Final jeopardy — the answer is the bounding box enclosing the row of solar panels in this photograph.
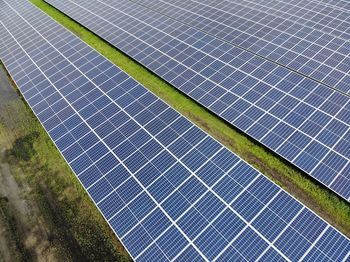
[132,0,350,92]
[45,0,350,201]
[0,0,349,261]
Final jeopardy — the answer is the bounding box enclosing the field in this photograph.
[0,0,349,260]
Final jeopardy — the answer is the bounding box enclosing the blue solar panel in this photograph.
[1,0,350,261]
[45,0,350,201]
[319,0,350,11]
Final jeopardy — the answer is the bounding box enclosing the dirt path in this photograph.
[0,161,16,262]
[0,158,59,262]
[0,219,14,262]
[0,65,60,262]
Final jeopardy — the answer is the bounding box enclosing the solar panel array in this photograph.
[45,0,350,201]
[1,0,350,261]
[132,0,350,94]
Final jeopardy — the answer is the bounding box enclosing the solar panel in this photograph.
[45,0,350,201]
[130,0,350,94]
[1,0,350,261]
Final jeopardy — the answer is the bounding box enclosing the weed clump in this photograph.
[10,132,39,161]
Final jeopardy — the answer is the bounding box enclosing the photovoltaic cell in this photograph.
[1,0,350,261]
[311,0,350,11]
[45,0,350,201]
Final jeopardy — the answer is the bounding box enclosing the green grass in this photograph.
[29,0,350,237]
